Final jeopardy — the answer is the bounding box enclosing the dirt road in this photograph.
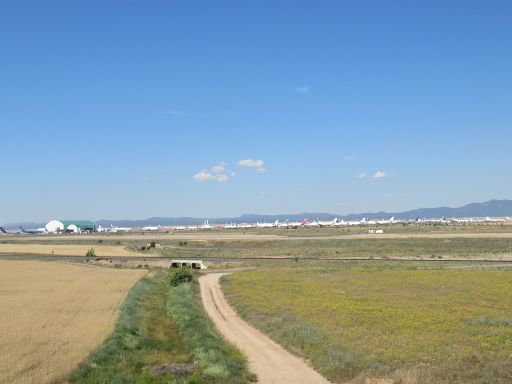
[199,273,331,384]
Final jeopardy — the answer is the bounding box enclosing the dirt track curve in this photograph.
[199,273,331,384]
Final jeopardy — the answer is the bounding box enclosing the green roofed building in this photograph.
[45,220,96,233]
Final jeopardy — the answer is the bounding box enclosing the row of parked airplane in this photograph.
[222,217,398,229]
[0,226,46,235]
[2,216,512,235]
[171,216,512,230]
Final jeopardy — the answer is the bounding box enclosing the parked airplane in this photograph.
[20,226,46,235]
[287,219,308,227]
[317,218,339,227]
[0,227,21,234]
[306,219,320,227]
[142,225,161,231]
[256,220,278,228]
[276,220,289,228]
[0,226,45,235]
[109,225,132,232]
[334,218,368,226]
[377,216,395,225]
[201,220,213,230]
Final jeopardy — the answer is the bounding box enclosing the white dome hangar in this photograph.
[45,220,96,234]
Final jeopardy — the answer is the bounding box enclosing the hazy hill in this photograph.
[3,199,512,229]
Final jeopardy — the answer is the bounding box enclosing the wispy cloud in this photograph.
[211,162,226,175]
[237,159,266,172]
[193,162,230,182]
[294,86,310,94]
[373,171,390,179]
[357,171,392,180]
[344,155,356,161]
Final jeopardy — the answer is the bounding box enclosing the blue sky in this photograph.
[1,1,511,222]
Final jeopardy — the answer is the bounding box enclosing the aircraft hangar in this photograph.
[45,220,96,234]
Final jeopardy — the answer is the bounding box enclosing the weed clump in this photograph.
[170,267,193,286]
[85,248,96,258]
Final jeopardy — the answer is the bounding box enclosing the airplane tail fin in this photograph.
[301,219,308,226]
[0,227,7,234]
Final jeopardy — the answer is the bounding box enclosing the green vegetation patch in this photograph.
[222,266,512,383]
[161,237,512,259]
[70,271,254,383]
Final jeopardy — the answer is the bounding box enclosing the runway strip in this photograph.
[199,273,331,384]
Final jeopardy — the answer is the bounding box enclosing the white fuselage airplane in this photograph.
[110,225,132,232]
[201,220,213,230]
[377,216,395,225]
[317,218,339,227]
[288,219,308,227]
[142,225,161,231]
[256,220,278,228]
[276,220,289,228]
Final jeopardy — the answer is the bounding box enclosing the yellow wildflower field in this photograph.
[223,266,512,383]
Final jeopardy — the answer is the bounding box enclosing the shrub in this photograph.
[170,267,193,287]
[85,248,96,258]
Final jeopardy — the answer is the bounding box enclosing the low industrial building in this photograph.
[45,220,96,234]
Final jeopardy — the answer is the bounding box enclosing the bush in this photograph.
[85,248,96,258]
[170,267,193,286]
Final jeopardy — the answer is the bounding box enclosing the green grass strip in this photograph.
[69,271,254,383]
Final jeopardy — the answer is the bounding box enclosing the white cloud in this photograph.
[294,86,310,94]
[211,162,226,174]
[237,159,266,172]
[193,162,230,182]
[344,155,356,161]
[357,171,392,180]
[373,171,390,179]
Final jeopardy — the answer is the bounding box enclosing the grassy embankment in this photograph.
[70,270,255,384]
[223,265,512,383]
[160,237,512,259]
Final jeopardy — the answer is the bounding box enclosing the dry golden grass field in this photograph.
[0,261,146,384]
[0,243,140,257]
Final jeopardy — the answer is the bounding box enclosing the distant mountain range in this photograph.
[3,199,512,229]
